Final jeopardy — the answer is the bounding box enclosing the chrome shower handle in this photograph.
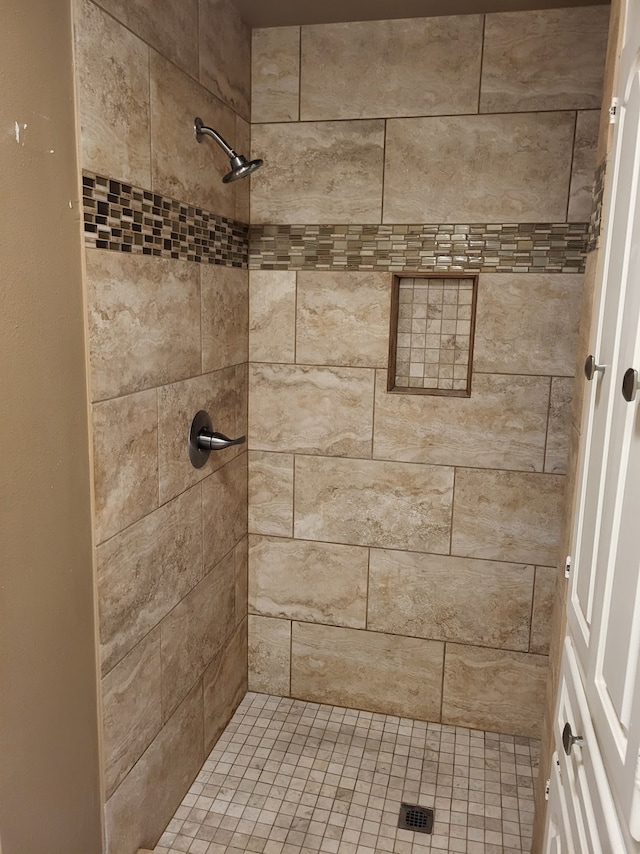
[197,429,246,451]
[188,410,245,468]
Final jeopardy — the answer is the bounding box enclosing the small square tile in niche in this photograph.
[388,273,478,396]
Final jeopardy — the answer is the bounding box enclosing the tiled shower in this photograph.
[71,2,610,852]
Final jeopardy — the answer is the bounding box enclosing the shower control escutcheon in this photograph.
[188,410,246,468]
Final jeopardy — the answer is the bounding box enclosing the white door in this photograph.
[548,2,640,848]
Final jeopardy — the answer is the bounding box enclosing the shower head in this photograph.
[194,117,263,183]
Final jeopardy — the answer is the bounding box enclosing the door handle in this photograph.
[584,354,605,380]
[188,410,246,468]
[622,368,639,402]
[562,722,584,756]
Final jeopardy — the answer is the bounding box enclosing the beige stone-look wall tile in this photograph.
[546,377,574,474]
[199,0,251,121]
[248,615,291,695]
[530,566,557,655]
[251,121,385,224]
[204,619,247,752]
[202,454,248,572]
[480,6,609,114]
[102,627,162,798]
[234,115,251,223]
[157,367,241,504]
[296,272,391,368]
[568,110,600,222]
[248,451,294,536]
[368,550,534,652]
[373,371,549,472]
[98,486,203,675]
[474,274,584,377]
[252,27,300,123]
[92,390,158,545]
[234,537,248,623]
[105,682,204,854]
[291,623,444,721]
[249,364,375,457]
[249,271,296,363]
[300,16,483,121]
[294,456,454,553]
[451,468,565,567]
[249,535,368,628]
[74,0,151,185]
[383,113,575,225]
[150,51,237,217]
[201,266,248,372]
[93,0,198,77]
[86,251,201,401]
[160,549,236,719]
[442,644,548,738]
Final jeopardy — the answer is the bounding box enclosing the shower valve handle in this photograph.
[188,410,245,468]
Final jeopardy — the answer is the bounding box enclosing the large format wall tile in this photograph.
[150,51,237,217]
[98,486,203,674]
[545,377,574,475]
[248,451,294,536]
[251,121,385,224]
[452,469,565,567]
[203,619,247,752]
[368,550,534,651]
[474,274,583,377]
[300,16,483,121]
[105,682,204,854]
[249,271,297,363]
[234,115,251,223]
[157,367,241,504]
[296,271,391,368]
[92,390,158,544]
[202,454,248,572]
[252,27,300,123]
[248,615,291,695]
[249,535,368,628]
[294,456,454,553]
[568,111,600,222]
[93,0,198,78]
[480,6,609,113]
[291,623,444,720]
[199,0,251,121]
[530,566,557,655]
[102,628,162,798]
[234,537,248,624]
[442,644,548,737]
[86,251,200,401]
[383,113,575,224]
[74,0,151,185]
[160,549,236,719]
[373,372,550,471]
[201,266,248,372]
[249,364,375,456]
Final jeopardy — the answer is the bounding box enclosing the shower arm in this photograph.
[194,118,237,158]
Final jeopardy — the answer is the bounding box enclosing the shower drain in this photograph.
[397,802,434,834]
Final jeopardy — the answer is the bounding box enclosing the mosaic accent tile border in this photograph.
[249,223,589,274]
[588,159,606,253]
[82,171,249,267]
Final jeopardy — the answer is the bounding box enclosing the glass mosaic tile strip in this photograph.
[82,171,249,267]
[248,222,589,273]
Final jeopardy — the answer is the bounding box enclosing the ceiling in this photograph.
[233,0,608,28]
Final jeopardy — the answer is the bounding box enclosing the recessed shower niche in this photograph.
[388,273,478,397]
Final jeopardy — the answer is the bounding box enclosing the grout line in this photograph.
[542,376,554,473]
[297,26,302,122]
[477,15,487,114]
[529,567,538,652]
[566,111,579,223]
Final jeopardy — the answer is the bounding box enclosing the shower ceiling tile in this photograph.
[383,112,575,224]
[74,0,151,186]
[252,26,301,123]
[250,120,385,224]
[249,271,297,364]
[373,370,549,472]
[248,451,294,537]
[248,615,291,695]
[199,0,251,122]
[300,16,483,120]
[291,622,444,720]
[451,468,564,566]
[294,456,454,553]
[480,6,609,114]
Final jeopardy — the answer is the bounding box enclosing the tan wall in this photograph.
[71,1,251,851]
[0,1,102,852]
[247,8,609,739]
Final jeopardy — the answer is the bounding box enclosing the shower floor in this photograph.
[153,692,539,854]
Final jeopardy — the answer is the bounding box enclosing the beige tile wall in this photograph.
[248,8,609,739]
[73,2,250,851]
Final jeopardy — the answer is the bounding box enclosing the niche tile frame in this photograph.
[388,272,478,397]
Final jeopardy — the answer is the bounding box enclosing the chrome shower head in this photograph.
[194,117,263,183]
